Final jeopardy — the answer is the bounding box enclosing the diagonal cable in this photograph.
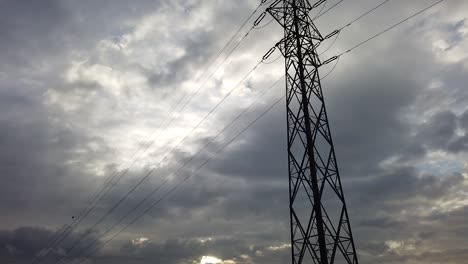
[320,0,446,82]
[31,2,269,263]
[314,0,345,20]
[51,57,266,264]
[75,85,286,264]
[60,75,285,264]
[336,0,446,57]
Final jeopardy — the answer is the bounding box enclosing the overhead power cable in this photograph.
[336,0,446,57]
[312,0,328,20]
[51,55,269,263]
[319,30,341,55]
[254,17,275,29]
[74,86,286,264]
[337,0,393,31]
[262,52,283,64]
[180,24,256,114]
[314,0,345,20]
[320,0,446,81]
[200,0,265,81]
[31,1,269,263]
[318,0,393,56]
[62,75,285,264]
[321,56,340,80]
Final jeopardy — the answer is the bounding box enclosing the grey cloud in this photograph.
[416,110,468,153]
[0,0,70,65]
[460,109,468,130]
[358,217,403,229]
[350,168,463,206]
[93,236,290,264]
[0,226,101,263]
[418,110,457,150]
[328,74,418,176]
[0,83,112,230]
[447,135,468,153]
[209,106,287,182]
[145,29,220,89]
[412,248,468,264]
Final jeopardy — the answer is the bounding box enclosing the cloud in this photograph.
[0,227,101,263]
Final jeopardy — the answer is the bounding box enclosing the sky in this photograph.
[0,0,467,263]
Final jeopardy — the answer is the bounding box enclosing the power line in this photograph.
[337,0,393,31]
[75,87,286,264]
[178,25,255,114]
[254,16,275,29]
[318,0,393,56]
[312,0,328,20]
[199,0,265,81]
[321,0,446,81]
[314,0,345,20]
[262,52,283,64]
[51,56,267,264]
[32,2,269,263]
[176,1,268,112]
[321,56,340,80]
[319,30,341,55]
[63,75,285,264]
[337,0,446,57]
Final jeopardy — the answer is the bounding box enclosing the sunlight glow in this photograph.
[200,256,222,264]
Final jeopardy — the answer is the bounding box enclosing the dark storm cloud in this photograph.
[358,217,402,229]
[0,0,69,66]
[0,226,101,263]
[0,86,111,229]
[349,168,463,210]
[413,109,468,153]
[447,134,468,153]
[0,0,127,225]
[0,0,166,62]
[326,66,421,176]
[447,109,468,152]
[209,106,287,181]
[460,109,468,130]
[418,110,457,150]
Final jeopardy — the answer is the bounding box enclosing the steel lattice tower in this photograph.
[266,0,358,263]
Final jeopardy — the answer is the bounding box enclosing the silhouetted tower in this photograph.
[266,0,358,263]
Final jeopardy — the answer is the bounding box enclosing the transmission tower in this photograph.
[266,0,358,263]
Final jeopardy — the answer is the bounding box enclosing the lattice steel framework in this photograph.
[266,1,358,263]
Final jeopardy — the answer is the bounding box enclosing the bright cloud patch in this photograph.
[267,243,290,251]
[131,237,150,246]
[385,240,416,256]
[200,256,222,264]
